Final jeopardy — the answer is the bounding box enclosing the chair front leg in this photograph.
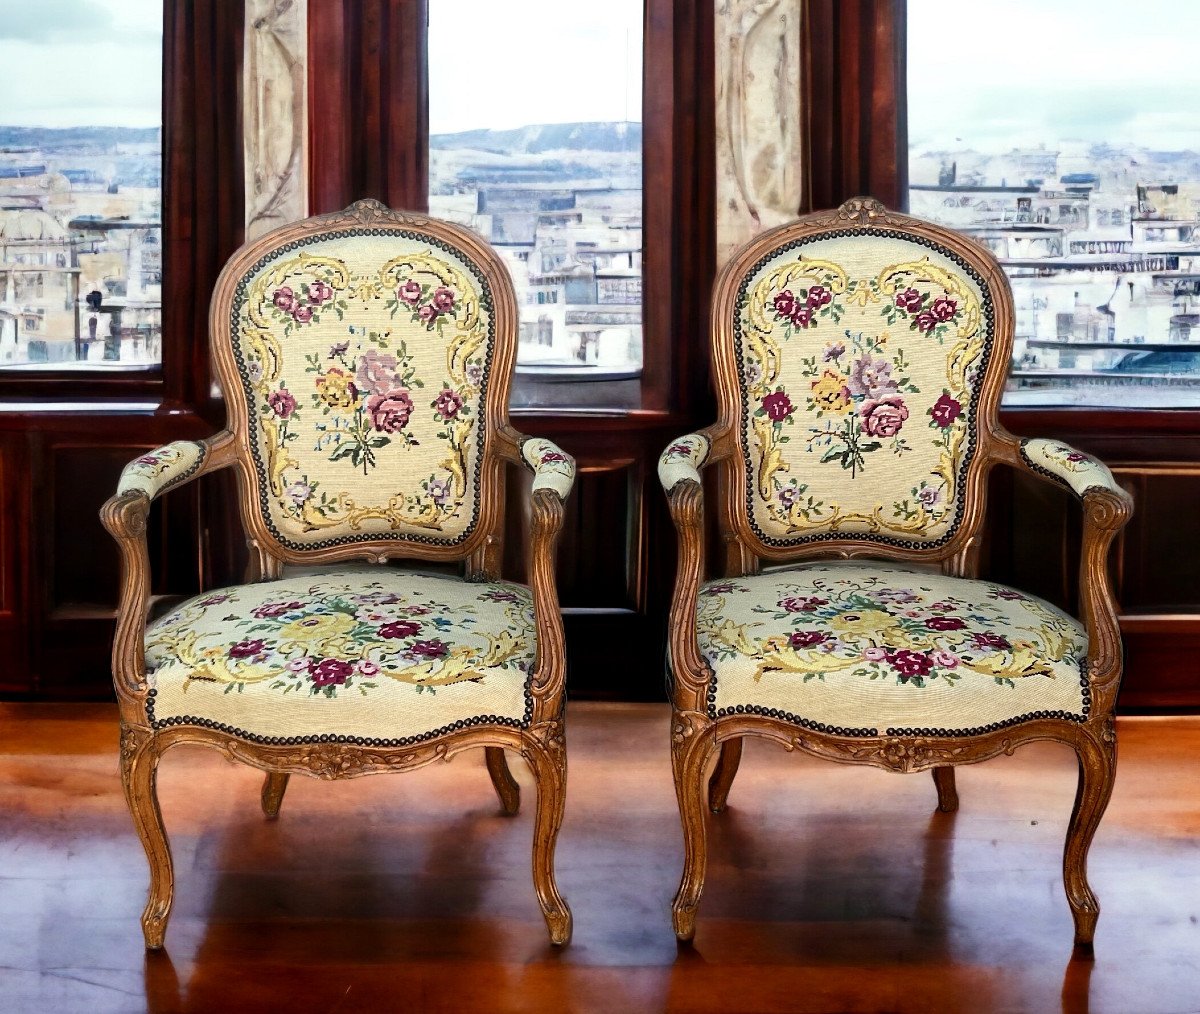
[485,746,521,815]
[1065,724,1117,955]
[120,726,174,950]
[671,718,718,941]
[523,729,572,945]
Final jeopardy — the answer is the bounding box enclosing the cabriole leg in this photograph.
[1064,727,1116,956]
[708,737,743,813]
[261,772,290,819]
[120,726,174,950]
[671,719,717,941]
[524,733,572,945]
[932,766,959,813]
[485,746,521,815]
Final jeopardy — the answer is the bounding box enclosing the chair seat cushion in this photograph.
[144,568,536,745]
[696,564,1089,737]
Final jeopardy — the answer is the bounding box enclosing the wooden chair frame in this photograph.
[662,198,1133,954]
[102,201,573,948]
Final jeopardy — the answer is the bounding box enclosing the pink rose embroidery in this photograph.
[762,391,794,421]
[431,287,456,314]
[929,393,962,428]
[931,296,957,322]
[292,304,314,324]
[367,388,414,433]
[398,280,422,306]
[308,280,333,304]
[433,388,464,419]
[272,287,295,312]
[895,287,923,312]
[267,389,296,419]
[860,396,909,437]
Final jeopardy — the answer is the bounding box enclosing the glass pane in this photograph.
[0,1,162,371]
[428,0,643,410]
[908,0,1200,407]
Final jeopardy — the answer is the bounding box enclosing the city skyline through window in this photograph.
[428,0,645,409]
[909,0,1200,406]
[0,0,162,371]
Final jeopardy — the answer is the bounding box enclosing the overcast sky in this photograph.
[428,0,642,134]
[0,0,160,128]
[909,0,1200,152]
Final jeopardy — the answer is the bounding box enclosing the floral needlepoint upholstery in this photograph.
[698,564,1088,736]
[1020,438,1121,500]
[521,437,576,499]
[118,441,209,500]
[734,234,993,549]
[144,569,536,744]
[232,231,497,550]
[658,434,711,492]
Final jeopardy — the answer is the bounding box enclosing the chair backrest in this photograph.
[210,200,516,564]
[711,198,1013,563]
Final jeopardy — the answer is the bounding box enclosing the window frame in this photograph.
[0,0,245,415]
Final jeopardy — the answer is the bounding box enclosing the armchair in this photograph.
[102,200,575,948]
[661,198,1132,953]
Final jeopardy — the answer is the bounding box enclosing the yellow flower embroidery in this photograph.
[315,367,358,409]
[278,612,356,646]
[828,609,896,637]
[811,370,852,414]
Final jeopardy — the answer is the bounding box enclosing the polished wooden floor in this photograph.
[1,703,1198,1013]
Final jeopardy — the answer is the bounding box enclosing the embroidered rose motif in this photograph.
[431,287,456,314]
[433,388,464,419]
[917,486,942,508]
[925,616,966,631]
[790,305,814,328]
[895,287,923,312]
[380,620,422,639]
[930,649,961,668]
[914,310,938,332]
[252,600,303,619]
[887,649,934,680]
[810,371,852,414]
[279,612,356,644]
[228,638,267,659]
[847,355,899,399]
[860,396,909,437]
[310,658,353,687]
[285,481,312,506]
[772,290,797,318]
[367,388,414,433]
[272,287,295,312]
[779,595,827,613]
[308,280,334,304]
[973,631,1011,651]
[418,304,439,326]
[762,391,795,421]
[267,389,296,418]
[806,285,832,310]
[356,350,400,396]
[398,280,422,306]
[789,630,829,649]
[930,393,962,428]
[292,304,314,324]
[931,296,957,321]
[410,639,449,658]
[316,367,359,409]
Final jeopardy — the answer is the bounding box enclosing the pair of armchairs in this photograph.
[103,198,1131,955]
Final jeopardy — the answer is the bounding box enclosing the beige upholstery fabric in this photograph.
[521,437,576,500]
[658,434,711,492]
[1021,438,1122,499]
[118,441,208,500]
[697,563,1088,736]
[145,568,535,744]
[731,233,994,549]
[230,231,496,550]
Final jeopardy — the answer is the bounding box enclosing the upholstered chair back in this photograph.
[712,200,1012,561]
[211,201,516,562]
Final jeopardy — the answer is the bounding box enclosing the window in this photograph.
[427,0,643,408]
[909,0,1200,407]
[0,1,161,370]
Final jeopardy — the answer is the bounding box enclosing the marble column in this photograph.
[714,0,804,268]
[244,0,309,242]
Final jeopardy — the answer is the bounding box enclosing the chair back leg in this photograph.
[932,766,959,813]
[261,772,290,819]
[708,737,744,813]
[485,746,521,815]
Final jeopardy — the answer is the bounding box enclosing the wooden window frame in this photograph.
[308,0,716,424]
[0,1,245,417]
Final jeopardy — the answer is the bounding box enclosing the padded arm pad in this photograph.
[117,440,210,501]
[521,437,575,500]
[1019,438,1123,500]
[658,433,711,492]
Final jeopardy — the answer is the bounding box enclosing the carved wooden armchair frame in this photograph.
[102,200,574,947]
[660,198,1133,953]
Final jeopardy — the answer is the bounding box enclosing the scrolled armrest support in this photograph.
[658,432,711,494]
[100,432,238,713]
[519,435,576,501]
[999,434,1134,705]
